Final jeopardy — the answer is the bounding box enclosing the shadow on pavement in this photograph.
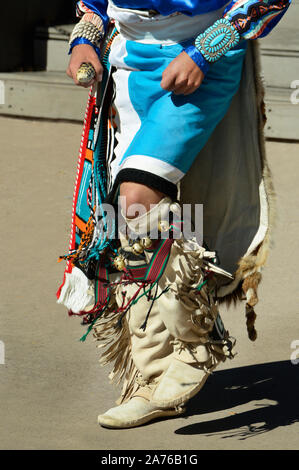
[175,361,298,440]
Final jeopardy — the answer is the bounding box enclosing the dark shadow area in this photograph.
[175,361,298,440]
[0,1,75,72]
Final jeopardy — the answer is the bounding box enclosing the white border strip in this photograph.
[244,179,269,257]
[119,154,185,184]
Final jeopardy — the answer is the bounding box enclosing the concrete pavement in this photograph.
[0,116,298,450]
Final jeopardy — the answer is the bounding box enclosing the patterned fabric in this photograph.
[77,0,110,31]
[224,0,291,39]
[191,0,291,64]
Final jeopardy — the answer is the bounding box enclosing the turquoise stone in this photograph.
[194,17,240,62]
[210,32,226,47]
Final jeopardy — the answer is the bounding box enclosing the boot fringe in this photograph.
[160,238,224,338]
[93,299,139,404]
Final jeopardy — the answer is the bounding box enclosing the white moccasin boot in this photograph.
[98,397,185,429]
[149,221,235,409]
[151,339,215,409]
[98,383,185,429]
[95,198,234,423]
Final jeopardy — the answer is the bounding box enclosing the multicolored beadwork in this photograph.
[194,18,240,63]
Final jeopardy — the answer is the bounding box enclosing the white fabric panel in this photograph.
[107,0,230,44]
[107,36,142,189]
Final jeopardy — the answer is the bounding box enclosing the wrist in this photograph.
[184,46,210,75]
[69,37,101,58]
[193,18,240,63]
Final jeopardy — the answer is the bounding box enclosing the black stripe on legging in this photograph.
[105,168,178,204]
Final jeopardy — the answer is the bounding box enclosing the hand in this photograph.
[160,51,205,95]
[66,44,103,88]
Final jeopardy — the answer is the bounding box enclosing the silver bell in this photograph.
[132,242,144,255]
[113,255,126,271]
[140,237,152,249]
[158,220,170,232]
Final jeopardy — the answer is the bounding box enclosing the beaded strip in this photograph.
[194,18,240,63]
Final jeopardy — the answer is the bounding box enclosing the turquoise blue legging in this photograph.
[116,38,247,177]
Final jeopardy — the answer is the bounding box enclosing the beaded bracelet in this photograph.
[194,18,240,63]
[69,14,105,49]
